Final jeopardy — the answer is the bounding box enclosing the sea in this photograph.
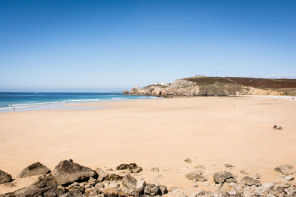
[0,92,157,112]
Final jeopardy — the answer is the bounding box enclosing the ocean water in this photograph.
[0,92,157,112]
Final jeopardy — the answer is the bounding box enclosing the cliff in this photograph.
[123,76,296,97]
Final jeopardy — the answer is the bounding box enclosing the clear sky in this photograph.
[0,0,295,92]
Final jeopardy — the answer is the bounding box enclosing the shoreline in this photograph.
[0,96,295,195]
[0,95,160,113]
[1,94,295,113]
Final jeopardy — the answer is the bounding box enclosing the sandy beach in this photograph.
[0,96,295,194]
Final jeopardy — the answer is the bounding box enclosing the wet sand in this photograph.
[0,96,295,194]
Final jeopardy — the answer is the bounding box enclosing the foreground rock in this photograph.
[1,174,66,197]
[122,174,137,189]
[3,161,296,197]
[274,164,294,175]
[0,170,12,184]
[185,171,207,182]
[122,174,146,195]
[240,176,262,186]
[116,163,143,173]
[18,162,50,178]
[95,168,109,182]
[0,161,170,197]
[144,184,168,196]
[52,160,97,185]
[213,171,237,184]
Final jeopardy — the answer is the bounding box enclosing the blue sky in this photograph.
[0,0,295,91]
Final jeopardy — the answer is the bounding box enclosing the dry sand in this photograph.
[0,96,295,194]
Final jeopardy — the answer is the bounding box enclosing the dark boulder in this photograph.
[122,174,137,189]
[274,164,294,175]
[2,174,66,197]
[95,168,109,182]
[144,184,161,196]
[52,160,96,185]
[213,171,237,184]
[106,174,123,181]
[116,163,143,173]
[240,176,262,186]
[18,162,50,178]
[0,170,12,184]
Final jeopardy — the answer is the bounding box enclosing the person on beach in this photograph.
[13,108,15,112]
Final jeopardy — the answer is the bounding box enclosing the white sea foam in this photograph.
[0,95,158,112]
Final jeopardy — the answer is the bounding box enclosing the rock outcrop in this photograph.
[124,76,296,97]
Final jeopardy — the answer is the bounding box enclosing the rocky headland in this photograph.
[123,76,296,97]
[1,160,295,196]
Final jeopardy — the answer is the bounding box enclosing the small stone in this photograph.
[254,173,261,179]
[150,167,160,173]
[185,171,207,182]
[285,175,294,181]
[240,176,262,186]
[105,168,113,171]
[240,169,249,175]
[184,158,192,163]
[195,165,206,170]
[116,163,143,173]
[225,164,235,168]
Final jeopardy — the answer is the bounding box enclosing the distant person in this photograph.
[13,107,15,112]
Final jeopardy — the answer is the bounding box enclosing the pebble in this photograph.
[184,158,192,163]
[285,175,294,181]
[240,169,249,175]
